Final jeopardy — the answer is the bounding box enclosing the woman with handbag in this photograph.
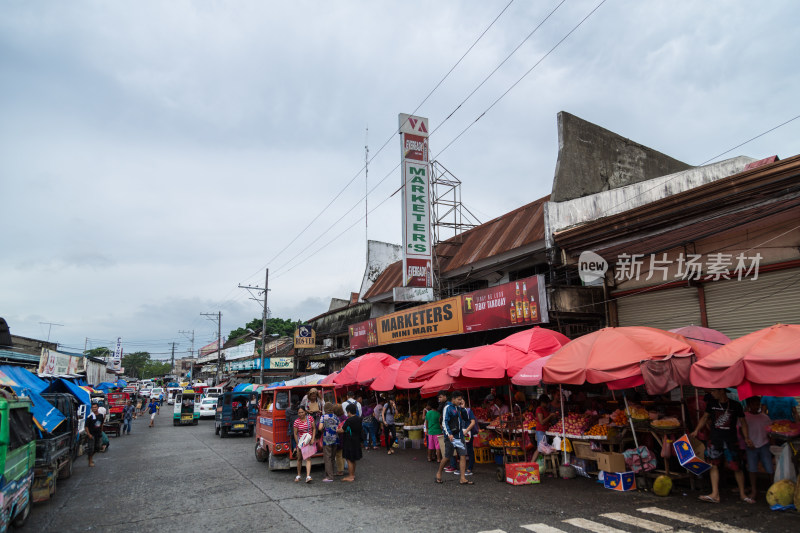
[293,406,316,483]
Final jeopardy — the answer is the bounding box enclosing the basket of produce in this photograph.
[549,412,593,436]
[585,423,608,437]
[767,420,800,438]
[628,406,651,428]
[651,417,681,430]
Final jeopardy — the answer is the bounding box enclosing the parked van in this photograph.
[254,385,337,470]
[173,390,200,426]
[205,386,223,398]
[214,391,257,438]
[0,393,35,529]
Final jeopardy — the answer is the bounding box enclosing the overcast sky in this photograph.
[2,1,798,359]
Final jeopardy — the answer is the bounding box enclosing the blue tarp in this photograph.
[95,382,116,391]
[44,378,92,408]
[267,381,286,389]
[0,366,66,433]
[421,348,449,362]
[116,379,127,387]
[233,383,254,392]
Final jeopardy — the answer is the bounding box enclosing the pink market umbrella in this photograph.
[669,325,731,359]
[333,352,396,386]
[370,358,424,391]
[419,367,496,397]
[319,372,340,386]
[511,355,554,386]
[495,326,571,355]
[409,347,479,383]
[691,324,800,399]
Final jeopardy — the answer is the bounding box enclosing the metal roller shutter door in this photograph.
[616,286,702,330]
[705,268,800,340]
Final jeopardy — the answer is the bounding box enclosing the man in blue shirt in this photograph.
[148,398,159,427]
[436,390,473,485]
[761,396,798,422]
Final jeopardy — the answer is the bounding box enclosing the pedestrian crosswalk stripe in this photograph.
[521,524,566,533]
[638,507,758,533]
[600,512,676,532]
[562,518,628,533]
[477,529,507,533]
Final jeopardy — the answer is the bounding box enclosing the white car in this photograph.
[150,387,165,402]
[199,397,218,418]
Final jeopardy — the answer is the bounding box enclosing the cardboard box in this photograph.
[573,440,600,461]
[505,462,541,485]
[603,471,636,491]
[596,452,627,473]
[672,434,711,476]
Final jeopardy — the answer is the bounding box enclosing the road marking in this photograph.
[600,512,673,532]
[562,518,628,532]
[638,507,758,533]
[477,530,507,533]
[521,524,567,533]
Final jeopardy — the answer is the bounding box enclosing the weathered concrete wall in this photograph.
[544,155,755,247]
[359,240,402,298]
[551,112,692,202]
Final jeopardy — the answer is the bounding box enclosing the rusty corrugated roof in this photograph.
[364,195,549,300]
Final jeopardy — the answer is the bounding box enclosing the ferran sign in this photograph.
[294,325,315,349]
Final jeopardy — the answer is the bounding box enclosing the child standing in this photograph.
[744,396,773,502]
[424,398,442,462]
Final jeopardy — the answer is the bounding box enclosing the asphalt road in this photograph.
[24,414,798,533]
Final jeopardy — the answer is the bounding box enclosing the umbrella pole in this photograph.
[467,388,471,408]
[623,391,639,448]
[560,385,567,464]
[679,386,686,428]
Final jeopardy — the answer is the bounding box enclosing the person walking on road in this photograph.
[437,390,473,485]
[122,400,135,435]
[85,403,104,467]
[148,398,159,428]
[381,396,397,455]
[337,403,364,482]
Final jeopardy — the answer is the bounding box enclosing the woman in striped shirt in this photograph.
[293,406,316,483]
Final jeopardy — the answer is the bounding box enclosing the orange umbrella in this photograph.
[370,358,424,391]
[333,352,396,386]
[542,327,694,390]
[691,324,800,399]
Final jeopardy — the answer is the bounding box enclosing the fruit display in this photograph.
[766,479,796,507]
[767,420,800,437]
[549,413,593,435]
[628,406,650,421]
[653,475,673,497]
[651,417,680,429]
[610,409,628,426]
[488,437,522,448]
[472,407,488,421]
[523,411,536,430]
[585,423,608,437]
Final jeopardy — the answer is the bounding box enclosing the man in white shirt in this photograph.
[342,390,362,416]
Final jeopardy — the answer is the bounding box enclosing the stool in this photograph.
[475,447,493,464]
[544,452,560,474]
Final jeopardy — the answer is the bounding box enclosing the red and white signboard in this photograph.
[399,113,433,291]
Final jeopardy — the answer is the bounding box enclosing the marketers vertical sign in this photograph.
[109,337,123,372]
[399,113,433,290]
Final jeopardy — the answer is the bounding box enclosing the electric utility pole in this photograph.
[201,312,222,385]
[169,342,176,375]
[238,268,269,384]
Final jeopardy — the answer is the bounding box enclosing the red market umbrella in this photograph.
[370,358,424,391]
[542,327,694,391]
[669,325,731,359]
[408,347,479,383]
[494,326,571,355]
[419,367,495,397]
[319,372,340,386]
[690,324,800,399]
[510,354,554,386]
[447,327,570,380]
[333,352,396,386]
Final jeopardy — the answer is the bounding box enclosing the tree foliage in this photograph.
[142,360,172,379]
[84,347,111,359]
[228,317,301,344]
[121,351,151,379]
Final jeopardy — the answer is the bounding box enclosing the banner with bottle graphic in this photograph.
[461,275,547,333]
[348,275,547,349]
